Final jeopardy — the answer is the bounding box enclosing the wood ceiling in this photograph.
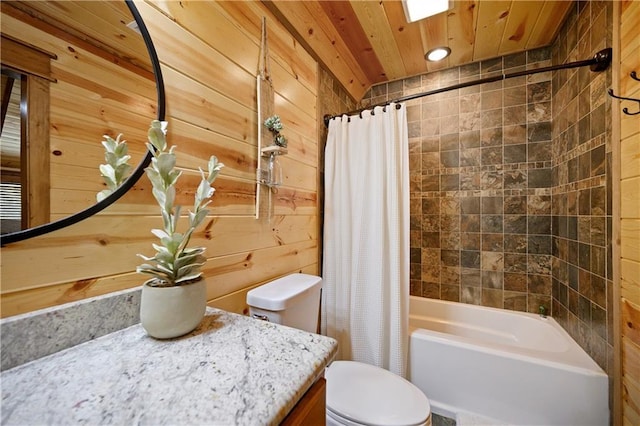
[265,0,574,100]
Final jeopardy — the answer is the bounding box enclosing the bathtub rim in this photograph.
[408,295,607,378]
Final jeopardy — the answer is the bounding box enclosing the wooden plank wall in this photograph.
[620,0,640,423]
[0,0,319,318]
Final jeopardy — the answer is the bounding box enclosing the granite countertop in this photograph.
[1,308,337,425]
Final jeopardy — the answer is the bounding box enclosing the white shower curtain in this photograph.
[322,103,409,377]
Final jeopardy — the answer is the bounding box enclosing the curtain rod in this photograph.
[324,48,612,128]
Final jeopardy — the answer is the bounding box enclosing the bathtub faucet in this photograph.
[538,305,547,318]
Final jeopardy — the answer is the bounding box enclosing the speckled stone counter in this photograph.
[1,308,337,425]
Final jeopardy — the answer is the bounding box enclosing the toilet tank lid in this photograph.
[247,273,322,311]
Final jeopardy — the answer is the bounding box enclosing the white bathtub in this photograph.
[407,296,609,425]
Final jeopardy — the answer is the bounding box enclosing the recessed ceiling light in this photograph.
[425,47,451,62]
[402,0,452,23]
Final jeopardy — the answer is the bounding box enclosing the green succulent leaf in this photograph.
[156,153,176,178]
[97,133,132,202]
[147,120,167,152]
[189,208,209,229]
[97,189,111,202]
[136,120,224,286]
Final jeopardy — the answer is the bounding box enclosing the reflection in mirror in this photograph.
[0,0,158,240]
[0,69,23,233]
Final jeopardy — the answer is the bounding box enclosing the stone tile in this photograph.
[504,215,527,234]
[460,173,482,191]
[482,288,503,308]
[528,168,552,188]
[441,133,459,151]
[505,272,528,292]
[461,286,481,305]
[441,215,460,232]
[441,198,460,215]
[441,232,461,250]
[504,196,527,214]
[505,253,527,273]
[528,195,551,215]
[441,284,460,302]
[440,150,459,168]
[460,148,481,166]
[481,170,503,189]
[504,291,528,312]
[441,174,460,191]
[482,233,504,252]
[528,274,552,295]
[482,251,504,271]
[529,215,551,235]
[460,130,481,148]
[422,174,440,191]
[528,141,552,162]
[461,233,480,251]
[504,234,528,253]
[504,144,526,164]
[461,214,480,232]
[481,128,503,147]
[503,123,527,144]
[527,81,552,103]
[527,122,552,142]
[441,250,460,267]
[504,169,528,189]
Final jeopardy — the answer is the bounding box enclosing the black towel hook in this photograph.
[608,89,640,116]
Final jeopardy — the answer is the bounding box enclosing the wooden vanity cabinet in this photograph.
[281,377,326,425]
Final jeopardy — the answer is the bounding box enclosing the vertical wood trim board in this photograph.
[619,0,640,423]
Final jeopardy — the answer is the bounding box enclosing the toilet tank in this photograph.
[246,273,322,333]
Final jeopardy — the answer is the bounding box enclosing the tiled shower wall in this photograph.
[361,48,556,314]
[359,0,613,375]
[550,0,612,372]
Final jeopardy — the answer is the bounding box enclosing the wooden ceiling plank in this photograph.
[318,1,386,83]
[447,0,479,67]
[381,0,428,78]
[498,1,542,56]
[527,1,574,48]
[472,0,512,62]
[420,11,450,73]
[265,0,370,100]
[349,0,406,80]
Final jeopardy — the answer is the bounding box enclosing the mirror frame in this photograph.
[0,0,165,246]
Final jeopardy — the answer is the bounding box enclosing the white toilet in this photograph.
[247,273,432,426]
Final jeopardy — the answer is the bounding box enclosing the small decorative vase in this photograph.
[140,279,207,339]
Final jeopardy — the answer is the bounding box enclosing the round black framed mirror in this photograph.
[0,0,164,246]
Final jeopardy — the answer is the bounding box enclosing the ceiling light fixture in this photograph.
[425,46,451,62]
[402,0,452,23]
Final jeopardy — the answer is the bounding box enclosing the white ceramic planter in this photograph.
[140,279,207,339]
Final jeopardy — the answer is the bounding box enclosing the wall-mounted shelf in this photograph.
[260,145,288,157]
[257,145,286,190]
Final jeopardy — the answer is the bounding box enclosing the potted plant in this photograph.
[264,114,287,148]
[136,120,223,339]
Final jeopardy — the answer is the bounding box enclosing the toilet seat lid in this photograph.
[325,361,430,426]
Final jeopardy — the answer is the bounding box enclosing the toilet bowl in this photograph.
[246,274,432,426]
[326,361,431,426]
